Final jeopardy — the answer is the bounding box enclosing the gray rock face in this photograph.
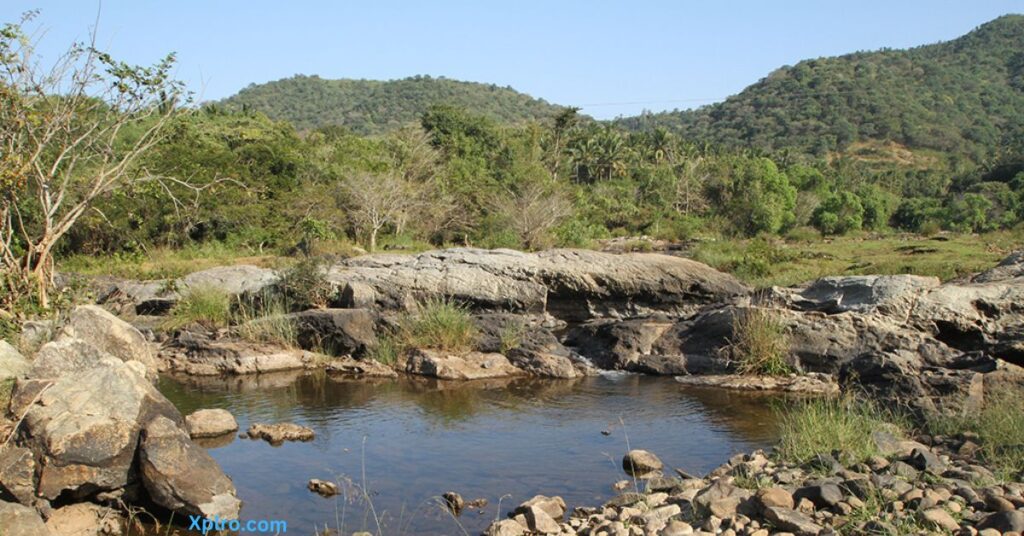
[0,500,53,536]
[971,250,1024,283]
[0,340,29,381]
[785,274,940,317]
[185,409,239,439]
[139,416,241,520]
[285,308,377,357]
[57,305,158,376]
[100,264,278,315]
[159,332,319,375]
[29,339,123,379]
[405,349,523,380]
[18,360,182,500]
[325,248,747,321]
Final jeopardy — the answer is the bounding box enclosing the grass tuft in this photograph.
[926,388,1024,481]
[163,285,233,331]
[775,396,905,465]
[402,297,477,353]
[234,297,298,348]
[729,307,793,376]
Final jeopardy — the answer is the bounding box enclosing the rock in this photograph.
[977,511,1024,533]
[484,519,526,536]
[674,373,839,394]
[324,248,747,321]
[972,251,1024,283]
[45,503,123,536]
[0,446,36,505]
[787,275,940,317]
[284,309,377,357]
[308,479,339,497]
[0,500,52,536]
[57,305,158,376]
[905,447,946,473]
[245,422,315,444]
[138,416,241,520]
[107,265,278,315]
[324,356,398,377]
[185,409,238,438]
[622,449,664,478]
[159,332,320,375]
[513,495,566,520]
[442,491,464,514]
[0,341,29,381]
[505,347,582,379]
[29,338,123,379]
[522,505,560,534]
[693,480,753,518]
[755,487,795,511]
[918,508,960,532]
[18,320,54,352]
[793,483,843,509]
[405,349,522,380]
[663,520,694,536]
[763,507,824,536]
[18,360,182,500]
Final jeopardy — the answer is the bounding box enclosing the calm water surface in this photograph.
[159,371,788,535]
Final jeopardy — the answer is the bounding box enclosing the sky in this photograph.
[2,1,1022,119]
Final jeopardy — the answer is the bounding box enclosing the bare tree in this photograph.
[0,14,184,307]
[492,181,573,250]
[341,171,424,252]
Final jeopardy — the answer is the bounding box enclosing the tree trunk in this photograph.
[369,228,378,253]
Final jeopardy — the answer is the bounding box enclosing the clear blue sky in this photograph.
[2,1,1022,119]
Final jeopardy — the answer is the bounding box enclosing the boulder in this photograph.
[324,248,747,320]
[484,519,526,536]
[693,480,754,518]
[784,275,940,318]
[159,332,319,375]
[972,250,1024,283]
[17,360,182,500]
[99,265,277,315]
[56,306,157,376]
[284,308,377,357]
[29,339,123,379]
[0,340,29,381]
[512,495,566,520]
[474,313,586,378]
[763,506,824,536]
[0,446,36,505]
[0,500,52,536]
[977,510,1024,533]
[245,422,315,444]
[45,503,123,536]
[138,416,241,520]
[622,450,664,478]
[405,349,523,380]
[755,487,795,511]
[308,479,339,498]
[185,409,238,439]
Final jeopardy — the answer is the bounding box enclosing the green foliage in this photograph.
[776,396,905,465]
[812,191,864,235]
[221,75,567,134]
[726,158,797,235]
[729,307,793,376]
[277,258,333,310]
[164,286,233,330]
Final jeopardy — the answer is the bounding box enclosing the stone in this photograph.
[0,341,29,381]
[793,483,844,509]
[484,519,526,536]
[18,360,182,500]
[918,508,960,532]
[284,308,377,357]
[29,338,123,379]
[442,491,464,514]
[185,409,238,438]
[693,480,753,518]
[755,487,795,511]
[324,356,399,377]
[763,507,824,536]
[45,503,123,536]
[662,520,694,535]
[57,305,158,376]
[159,332,319,375]
[308,479,339,497]
[622,449,664,478]
[0,500,52,536]
[977,511,1024,533]
[513,495,566,520]
[138,416,241,520]
[245,422,315,444]
[405,349,523,380]
[111,265,278,315]
[906,447,946,473]
[0,446,36,505]
[522,504,560,534]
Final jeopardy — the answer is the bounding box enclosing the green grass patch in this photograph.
[366,335,400,366]
[728,307,793,376]
[163,286,233,331]
[59,242,277,280]
[925,389,1024,481]
[775,396,905,465]
[234,297,298,348]
[402,298,477,353]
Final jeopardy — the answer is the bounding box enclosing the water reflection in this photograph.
[158,372,787,535]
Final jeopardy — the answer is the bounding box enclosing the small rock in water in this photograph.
[466,497,489,509]
[612,480,631,491]
[308,479,339,497]
[622,449,663,478]
[245,422,315,444]
[185,408,238,439]
[442,491,464,515]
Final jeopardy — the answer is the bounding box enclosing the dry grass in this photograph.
[728,307,793,376]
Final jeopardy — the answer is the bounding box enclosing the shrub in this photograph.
[728,307,793,376]
[811,191,864,235]
[163,286,233,330]
[278,257,333,310]
[775,396,905,465]
[402,297,477,352]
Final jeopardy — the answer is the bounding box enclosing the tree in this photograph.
[0,14,183,307]
[491,180,573,250]
[812,192,865,235]
[726,158,797,235]
[341,171,423,252]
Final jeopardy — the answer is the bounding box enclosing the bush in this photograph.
[812,191,864,235]
[728,307,793,376]
[401,297,477,352]
[164,286,233,330]
[278,257,333,310]
[776,396,905,465]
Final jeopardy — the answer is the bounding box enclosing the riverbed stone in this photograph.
[484,519,526,536]
[522,504,560,534]
[405,348,522,380]
[0,341,29,381]
[0,446,36,505]
[918,507,960,532]
[159,331,320,375]
[139,416,241,520]
[45,503,123,536]
[185,409,238,438]
[755,487,794,511]
[285,308,377,357]
[0,500,52,536]
[763,507,824,536]
[977,510,1024,533]
[245,422,315,444]
[57,305,158,376]
[623,449,664,478]
[513,495,566,520]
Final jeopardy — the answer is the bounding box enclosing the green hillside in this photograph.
[219,74,568,134]
[615,15,1024,161]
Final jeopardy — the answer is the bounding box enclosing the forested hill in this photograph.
[219,75,568,134]
[615,15,1024,161]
